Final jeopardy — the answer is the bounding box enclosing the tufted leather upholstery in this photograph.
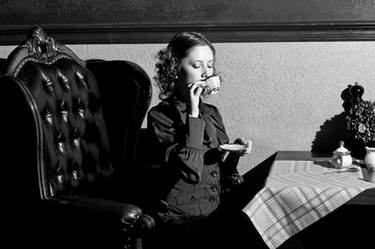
[0,27,154,249]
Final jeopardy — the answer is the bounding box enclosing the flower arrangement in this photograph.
[347,100,375,144]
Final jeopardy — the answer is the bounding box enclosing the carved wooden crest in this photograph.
[26,26,58,62]
[5,26,85,77]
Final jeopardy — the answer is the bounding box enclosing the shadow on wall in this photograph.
[311,85,352,155]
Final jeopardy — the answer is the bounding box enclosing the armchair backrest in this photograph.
[0,27,152,202]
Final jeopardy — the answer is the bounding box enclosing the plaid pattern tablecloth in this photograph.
[242,160,375,249]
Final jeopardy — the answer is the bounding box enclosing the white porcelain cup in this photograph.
[201,75,221,95]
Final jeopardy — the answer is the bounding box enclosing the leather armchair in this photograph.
[0,27,154,249]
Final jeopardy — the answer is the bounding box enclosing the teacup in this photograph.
[201,75,221,95]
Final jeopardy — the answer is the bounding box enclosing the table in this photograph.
[242,151,375,249]
[276,151,375,205]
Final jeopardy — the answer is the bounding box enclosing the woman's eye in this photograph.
[192,63,200,69]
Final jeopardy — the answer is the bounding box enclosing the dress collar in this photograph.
[165,97,227,147]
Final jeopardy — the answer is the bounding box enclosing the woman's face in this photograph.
[174,45,214,98]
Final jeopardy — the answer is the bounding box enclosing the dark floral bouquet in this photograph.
[347,100,375,144]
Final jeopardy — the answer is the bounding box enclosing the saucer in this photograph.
[219,144,246,151]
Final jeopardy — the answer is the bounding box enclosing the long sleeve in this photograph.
[147,105,206,183]
[200,104,240,176]
[205,106,243,192]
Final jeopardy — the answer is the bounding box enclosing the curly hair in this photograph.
[154,32,216,100]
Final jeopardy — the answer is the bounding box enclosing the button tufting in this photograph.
[41,72,56,96]
[58,142,65,153]
[60,100,68,122]
[76,72,88,90]
[78,108,84,118]
[45,113,53,125]
[73,138,80,147]
[61,111,68,122]
[43,107,54,126]
[73,97,86,118]
[57,174,63,183]
[58,71,72,94]
[72,170,79,180]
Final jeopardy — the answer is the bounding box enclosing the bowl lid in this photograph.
[333,141,350,155]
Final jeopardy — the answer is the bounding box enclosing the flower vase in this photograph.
[364,146,375,171]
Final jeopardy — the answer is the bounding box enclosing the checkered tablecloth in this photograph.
[242,160,375,249]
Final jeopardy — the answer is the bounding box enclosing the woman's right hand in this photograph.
[187,81,203,118]
[233,138,253,156]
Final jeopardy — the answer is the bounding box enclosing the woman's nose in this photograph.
[201,66,209,78]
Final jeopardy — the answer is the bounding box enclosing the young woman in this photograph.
[147,32,303,249]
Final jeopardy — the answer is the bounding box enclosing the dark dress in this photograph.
[147,99,303,249]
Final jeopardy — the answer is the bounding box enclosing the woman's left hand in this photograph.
[233,138,253,156]
[187,81,203,118]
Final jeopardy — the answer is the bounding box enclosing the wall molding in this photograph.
[1,22,375,45]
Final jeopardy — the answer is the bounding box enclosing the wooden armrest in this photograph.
[49,195,155,234]
[52,195,142,219]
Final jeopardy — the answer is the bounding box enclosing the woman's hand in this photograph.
[233,138,253,156]
[187,81,203,118]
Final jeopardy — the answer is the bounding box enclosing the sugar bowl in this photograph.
[332,141,353,169]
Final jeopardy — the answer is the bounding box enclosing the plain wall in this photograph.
[1,41,375,174]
